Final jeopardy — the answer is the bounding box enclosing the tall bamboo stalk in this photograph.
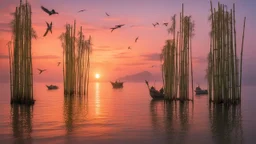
[9,0,36,105]
[239,17,246,100]
[60,20,92,96]
[161,4,194,102]
[207,1,246,104]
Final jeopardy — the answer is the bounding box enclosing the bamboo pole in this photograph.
[161,3,194,102]
[190,31,194,102]
[233,4,238,101]
[60,21,92,96]
[239,17,246,101]
[207,1,245,104]
[9,1,35,105]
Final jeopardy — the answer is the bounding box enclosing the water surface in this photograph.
[0,82,256,144]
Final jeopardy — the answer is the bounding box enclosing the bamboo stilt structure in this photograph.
[9,0,36,105]
[161,4,194,102]
[207,1,246,104]
[59,20,92,96]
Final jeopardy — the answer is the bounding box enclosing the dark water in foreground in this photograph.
[0,82,256,144]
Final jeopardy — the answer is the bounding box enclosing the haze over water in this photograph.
[0,82,256,144]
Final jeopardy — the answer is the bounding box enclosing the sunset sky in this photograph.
[0,0,255,85]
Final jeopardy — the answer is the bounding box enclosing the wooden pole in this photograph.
[239,17,246,101]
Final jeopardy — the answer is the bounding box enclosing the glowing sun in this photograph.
[95,73,100,79]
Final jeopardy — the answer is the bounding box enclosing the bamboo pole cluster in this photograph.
[8,1,37,105]
[207,1,246,104]
[161,4,194,101]
[59,21,92,96]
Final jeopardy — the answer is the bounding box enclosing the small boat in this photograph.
[46,85,59,90]
[195,85,208,95]
[110,81,123,89]
[145,80,165,99]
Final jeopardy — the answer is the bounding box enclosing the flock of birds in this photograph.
[36,5,170,75]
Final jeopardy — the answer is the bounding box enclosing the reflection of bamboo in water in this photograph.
[63,96,88,134]
[150,101,193,142]
[209,104,243,144]
[11,104,33,143]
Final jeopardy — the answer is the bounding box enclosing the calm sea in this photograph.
[0,82,256,144]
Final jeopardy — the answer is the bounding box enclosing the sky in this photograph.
[0,0,255,85]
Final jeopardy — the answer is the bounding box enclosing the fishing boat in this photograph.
[46,85,59,90]
[145,80,165,99]
[194,85,208,95]
[110,81,123,89]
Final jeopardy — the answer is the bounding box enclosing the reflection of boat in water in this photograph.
[195,85,208,95]
[46,85,59,90]
[145,80,164,99]
[110,81,123,89]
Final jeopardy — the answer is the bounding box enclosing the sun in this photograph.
[95,73,100,79]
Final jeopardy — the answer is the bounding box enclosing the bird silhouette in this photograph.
[115,24,125,28]
[153,22,159,27]
[43,22,52,37]
[41,6,59,15]
[57,62,61,66]
[78,9,86,13]
[110,24,125,32]
[135,37,139,43]
[37,68,46,74]
[110,27,117,32]
[105,12,110,16]
[163,22,168,26]
[128,46,131,50]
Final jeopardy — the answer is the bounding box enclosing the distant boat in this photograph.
[145,80,165,99]
[46,85,59,90]
[195,85,208,95]
[110,81,123,89]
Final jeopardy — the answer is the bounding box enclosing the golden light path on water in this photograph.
[95,82,100,116]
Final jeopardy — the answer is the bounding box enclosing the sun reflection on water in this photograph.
[95,82,100,116]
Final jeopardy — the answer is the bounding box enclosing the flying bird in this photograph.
[105,12,110,16]
[163,22,168,26]
[128,46,131,50]
[152,22,159,27]
[115,24,125,28]
[37,68,46,74]
[135,37,139,43]
[57,62,61,66]
[110,27,117,32]
[110,24,125,32]
[41,6,59,15]
[78,9,86,13]
[43,21,52,37]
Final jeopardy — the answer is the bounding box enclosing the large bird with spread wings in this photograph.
[41,6,59,15]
